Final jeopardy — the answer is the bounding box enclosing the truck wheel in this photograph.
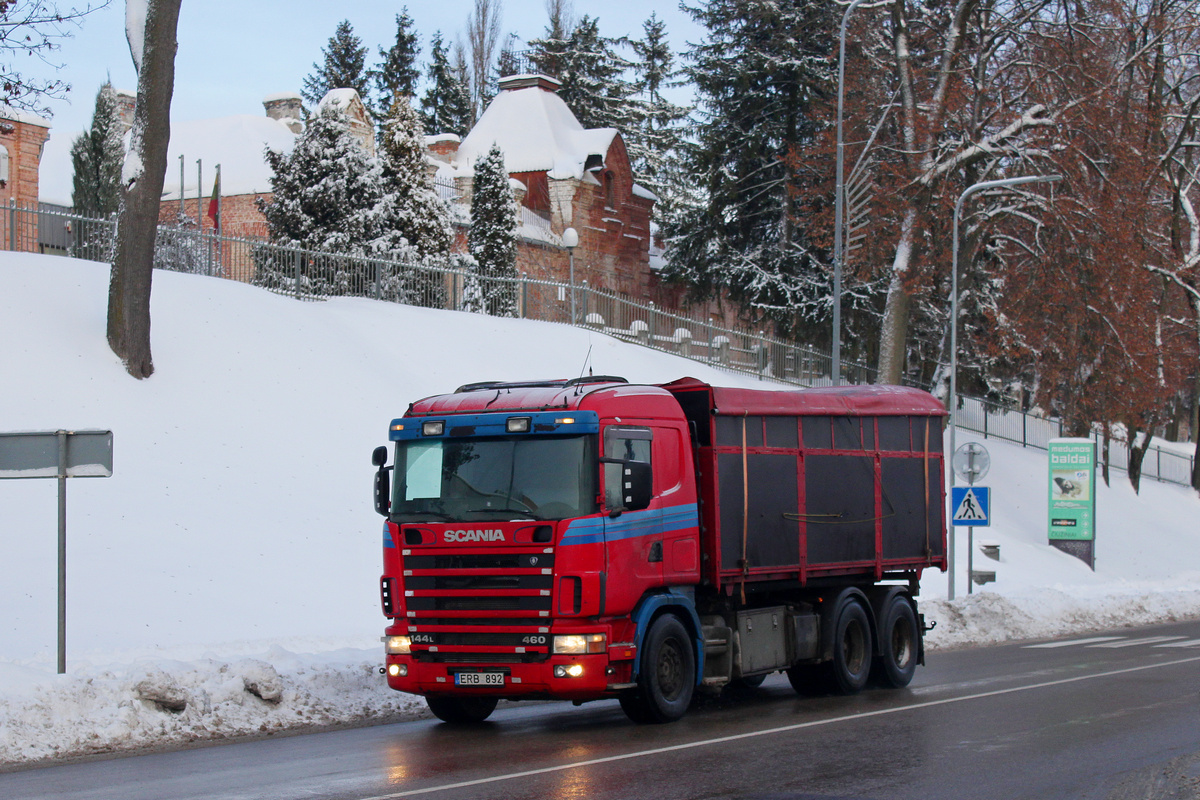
[872,595,918,688]
[426,695,498,724]
[826,598,873,695]
[620,614,695,724]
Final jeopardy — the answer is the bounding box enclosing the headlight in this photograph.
[384,635,412,654]
[553,633,606,654]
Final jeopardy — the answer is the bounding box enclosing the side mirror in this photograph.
[605,459,652,514]
[372,446,391,517]
[372,446,388,467]
[622,461,653,511]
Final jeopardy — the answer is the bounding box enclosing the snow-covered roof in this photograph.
[454,83,618,180]
[318,88,365,116]
[159,115,298,199]
[38,113,298,206]
[0,104,50,128]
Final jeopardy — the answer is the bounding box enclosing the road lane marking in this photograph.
[1089,636,1186,648]
[1154,639,1200,648]
[1025,636,1124,648]
[363,654,1200,799]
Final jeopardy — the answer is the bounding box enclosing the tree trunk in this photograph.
[1127,428,1152,495]
[876,211,916,385]
[107,0,182,379]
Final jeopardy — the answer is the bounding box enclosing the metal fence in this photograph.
[7,200,1195,488]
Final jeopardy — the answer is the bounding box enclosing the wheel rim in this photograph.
[842,619,867,674]
[891,616,913,668]
[657,637,684,700]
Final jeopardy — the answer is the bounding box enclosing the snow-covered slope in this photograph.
[1,254,1197,766]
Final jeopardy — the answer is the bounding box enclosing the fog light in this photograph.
[507,416,531,433]
[554,664,585,678]
[422,421,444,436]
[387,663,406,677]
[553,633,606,654]
[384,635,412,654]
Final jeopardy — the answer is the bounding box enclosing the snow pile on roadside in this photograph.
[924,586,1200,650]
[0,647,425,765]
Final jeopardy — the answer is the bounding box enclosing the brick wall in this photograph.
[0,115,50,251]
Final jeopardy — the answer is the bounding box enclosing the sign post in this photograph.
[1048,438,1096,569]
[951,443,991,598]
[0,430,113,673]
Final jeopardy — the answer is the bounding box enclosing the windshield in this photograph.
[391,435,597,522]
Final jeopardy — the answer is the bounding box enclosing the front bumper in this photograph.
[384,650,636,700]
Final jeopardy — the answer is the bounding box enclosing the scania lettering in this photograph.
[371,377,948,724]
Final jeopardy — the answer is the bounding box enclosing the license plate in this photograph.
[455,672,504,687]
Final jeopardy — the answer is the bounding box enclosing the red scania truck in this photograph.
[372,376,947,724]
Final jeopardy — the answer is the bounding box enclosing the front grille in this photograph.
[414,617,549,628]
[406,553,554,570]
[406,574,553,592]
[406,595,551,612]
[410,632,549,647]
[415,651,546,664]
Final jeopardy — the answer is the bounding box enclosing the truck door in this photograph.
[602,425,662,612]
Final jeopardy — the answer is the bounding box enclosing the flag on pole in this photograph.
[206,168,220,231]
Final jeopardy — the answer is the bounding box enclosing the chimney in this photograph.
[263,92,303,134]
[114,89,137,135]
[426,134,460,164]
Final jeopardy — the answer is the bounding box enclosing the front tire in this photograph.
[620,614,695,724]
[872,594,918,688]
[426,695,498,724]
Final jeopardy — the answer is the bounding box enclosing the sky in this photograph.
[29,0,705,139]
[1,250,1197,765]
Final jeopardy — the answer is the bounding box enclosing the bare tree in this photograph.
[0,0,111,117]
[106,0,181,379]
[465,0,502,119]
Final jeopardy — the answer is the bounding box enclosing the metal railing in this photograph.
[7,200,1196,488]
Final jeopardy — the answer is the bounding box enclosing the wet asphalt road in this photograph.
[3,618,1199,800]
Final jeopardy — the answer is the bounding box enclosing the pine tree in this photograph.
[663,0,838,341]
[549,16,635,132]
[420,31,473,136]
[529,0,573,78]
[70,82,124,219]
[256,105,382,294]
[376,94,453,260]
[627,13,690,222]
[372,10,421,121]
[467,143,519,317]
[302,20,371,107]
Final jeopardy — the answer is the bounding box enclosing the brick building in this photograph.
[0,106,51,250]
[429,74,661,301]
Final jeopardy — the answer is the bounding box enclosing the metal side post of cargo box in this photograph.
[0,430,113,673]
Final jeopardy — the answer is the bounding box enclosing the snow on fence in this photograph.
[7,201,1194,488]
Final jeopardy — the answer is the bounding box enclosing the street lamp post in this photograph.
[835,0,873,388]
[947,174,1060,600]
[563,227,579,324]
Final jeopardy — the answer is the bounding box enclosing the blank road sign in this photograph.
[0,430,113,479]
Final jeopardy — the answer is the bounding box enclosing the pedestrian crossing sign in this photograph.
[951,486,990,527]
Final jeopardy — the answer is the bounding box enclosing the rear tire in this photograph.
[426,695,498,724]
[825,597,873,695]
[620,614,695,724]
[872,595,918,688]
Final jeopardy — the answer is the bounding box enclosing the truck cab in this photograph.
[374,377,701,723]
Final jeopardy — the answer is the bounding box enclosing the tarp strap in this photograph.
[741,413,749,605]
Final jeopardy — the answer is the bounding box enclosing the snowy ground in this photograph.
[1,254,1197,768]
